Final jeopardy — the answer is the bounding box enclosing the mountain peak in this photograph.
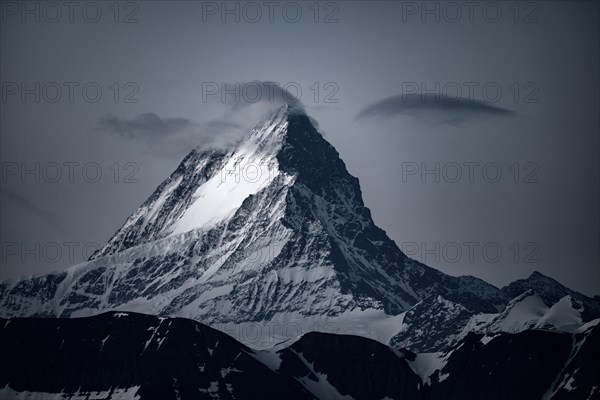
[529,270,551,280]
[90,106,335,259]
[1,109,511,348]
[503,271,600,321]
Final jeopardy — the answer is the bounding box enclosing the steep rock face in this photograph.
[273,113,508,315]
[0,106,510,348]
[390,295,474,352]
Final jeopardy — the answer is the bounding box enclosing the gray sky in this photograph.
[1,1,599,296]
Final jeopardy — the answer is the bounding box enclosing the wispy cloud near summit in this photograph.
[97,81,305,157]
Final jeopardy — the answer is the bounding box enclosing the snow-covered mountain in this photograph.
[390,289,591,353]
[0,105,511,347]
[503,271,600,321]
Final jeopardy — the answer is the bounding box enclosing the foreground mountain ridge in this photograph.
[2,311,598,400]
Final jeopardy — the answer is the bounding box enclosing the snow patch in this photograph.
[294,352,354,400]
[409,352,448,385]
[252,349,283,371]
[0,385,141,400]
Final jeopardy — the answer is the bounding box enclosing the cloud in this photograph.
[0,186,74,238]
[97,81,307,157]
[97,113,199,140]
[355,94,515,125]
[216,80,305,113]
